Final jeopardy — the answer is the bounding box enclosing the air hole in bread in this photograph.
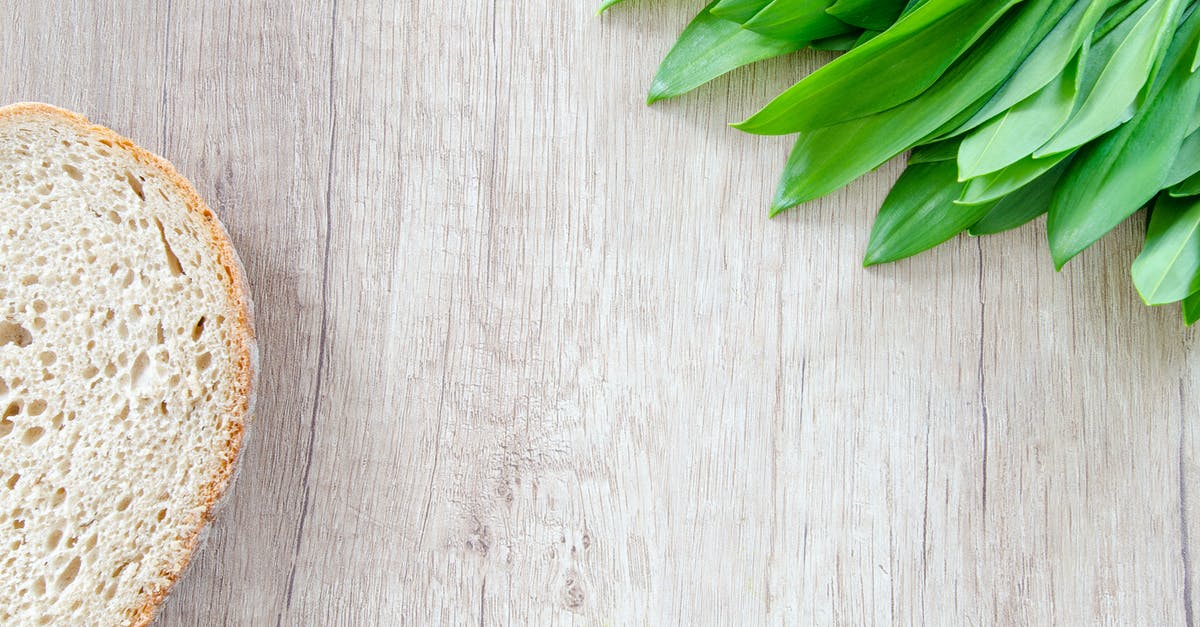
[114,496,132,513]
[0,321,31,347]
[191,317,205,341]
[27,400,46,416]
[61,164,82,181]
[129,352,149,390]
[56,556,81,590]
[153,218,185,277]
[21,427,44,446]
[123,170,143,201]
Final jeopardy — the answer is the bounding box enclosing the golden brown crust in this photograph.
[0,102,258,626]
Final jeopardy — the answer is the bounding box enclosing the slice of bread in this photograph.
[0,103,256,625]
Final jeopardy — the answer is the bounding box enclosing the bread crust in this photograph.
[0,102,258,626]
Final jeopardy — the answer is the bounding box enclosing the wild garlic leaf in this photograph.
[1192,31,1200,71]
[967,158,1072,235]
[958,150,1074,204]
[1189,94,1200,134]
[811,31,864,50]
[1169,170,1200,197]
[741,0,854,41]
[908,138,961,164]
[711,0,773,23]
[647,3,807,104]
[1048,2,1200,268]
[1132,194,1200,305]
[597,0,628,14]
[825,0,907,31]
[735,0,1017,135]
[770,0,1070,212]
[1184,290,1200,324]
[620,0,1200,322]
[957,50,1082,179]
[1164,127,1200,188]
[1036,0,1181,156]
[1092,0,1152,41]
[951,0,1106,137]
[864,160,996,265]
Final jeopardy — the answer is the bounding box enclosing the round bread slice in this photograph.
[0,103,256,625]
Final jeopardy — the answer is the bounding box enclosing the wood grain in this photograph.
[1,1,1198,624]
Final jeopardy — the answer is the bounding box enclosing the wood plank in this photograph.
[0,1,1197,624]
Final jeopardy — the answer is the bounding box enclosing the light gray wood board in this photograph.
[0,1,1196,624]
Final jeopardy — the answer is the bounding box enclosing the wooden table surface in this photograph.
[4,1,1200,624]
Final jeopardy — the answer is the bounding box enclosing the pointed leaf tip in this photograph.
[768,201,794,218]
[596,0,625,15]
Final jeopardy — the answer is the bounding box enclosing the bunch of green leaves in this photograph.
[602,0,1200,324]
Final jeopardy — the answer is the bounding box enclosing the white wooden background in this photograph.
[1,1,1198,624]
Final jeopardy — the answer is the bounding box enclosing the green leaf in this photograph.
[770,0,1071,212]
[956,49,1081,179]
[1184,290,1200,324]
[1036,0,1182,156]
[1171,170,1200,197]
[1132,194,1200,305]
[647,3,806,104]
[898,0,932,20]
[1189,93,1200,135]
[1047,2,1200,268]
[967,158,1072,235]
[735,0,1019,135]
[597,0,628,14]
[1165,127,1200,188]
[1192,32,1200,72]
[864,160,995,265]
[908,138,960,164]
[951,0,1108,137]
[825,0,907,31]
[741,0,854,41]
[1092,0,1151,41]
[811,31,864,50]
[711,0,772,23]
[958,150,1073,204]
